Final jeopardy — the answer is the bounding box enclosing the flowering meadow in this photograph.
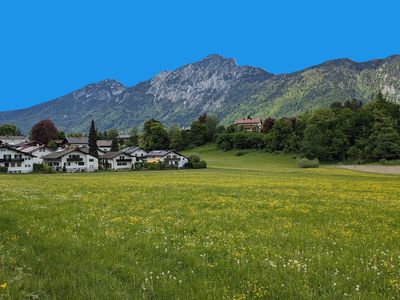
[1,147,400,299]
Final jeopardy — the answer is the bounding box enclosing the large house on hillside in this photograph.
[234,117,262,132]
[0,144,35,173]
[145,150,188,168]
[43,148,98,172]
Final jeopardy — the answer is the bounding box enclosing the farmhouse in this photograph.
[234,117,262,132]
[145,150,188,168]
[0,144,35,173]
[121,146,147,159]
[43,148,98,172]
[59,137,112,152]
[99,151,135,170]
[97,140,112,152]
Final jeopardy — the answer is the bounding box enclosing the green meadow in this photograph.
[1,146,400,299]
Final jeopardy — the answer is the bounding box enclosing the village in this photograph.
[0,135,189,174]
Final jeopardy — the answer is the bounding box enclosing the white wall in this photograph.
[104,153,133,170]
[31,148,53,164]
[0,148,33,173]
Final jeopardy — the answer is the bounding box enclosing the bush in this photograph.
[0,166,8,173]
[380,158,400,165]
[33,163,53,174]
[235,150,248,156]
[187,154,207,169]
[144,161,163,170]
[297,158,319,168]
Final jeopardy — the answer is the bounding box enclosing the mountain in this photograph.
[1,54,400,133]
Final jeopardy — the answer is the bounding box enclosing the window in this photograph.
[78,162,85,166]
[89,159,94,162]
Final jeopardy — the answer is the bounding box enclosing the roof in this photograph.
[146,150,187,159]
[234,117,261,125]
[0,144,35,157]
[0,136,28,146]
[121,146,146,155]
[99,151,127,159]
[0,135,27,140]
[117,134,130,139]
[65,137,89,144]
[97,140,112,147]
[19,145,51,154]
[43,148,91,160]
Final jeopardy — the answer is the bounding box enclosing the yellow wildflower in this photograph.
[0,283,7,289]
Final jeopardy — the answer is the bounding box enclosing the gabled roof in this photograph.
[99,151,129,159]
[97,140,112,147]
[121,146,146,155]
[117,134,130,139]
[43,147,91,160]
[0,144,36,157]
[65,137,89,144]
[0,136,28,146]
[146,150,187,159]
[19,145,52,154]
[234,117,261,125]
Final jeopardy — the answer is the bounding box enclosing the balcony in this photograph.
[67,157,83,162]
[0,158,24,163]
[116,158,132,163]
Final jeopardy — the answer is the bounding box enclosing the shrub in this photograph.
[187,154,207,169]
[33,163,53,174]
[0,166,8,173]
[235,150,248,156]
[144,161,162,170]
[380,158,400,165]
[297,158,319,168]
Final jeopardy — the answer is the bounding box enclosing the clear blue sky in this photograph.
[0,0,399,111]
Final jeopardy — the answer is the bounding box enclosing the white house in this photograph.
[145,150,188,168]
[43,148,98,172]
[99,151,134,170]
[121,146,147,160]
[0,144,35,173]
[18,144,53,164]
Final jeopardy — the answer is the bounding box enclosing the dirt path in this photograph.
[337,165,400,175]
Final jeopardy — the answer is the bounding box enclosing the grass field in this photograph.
[1,145,400,299]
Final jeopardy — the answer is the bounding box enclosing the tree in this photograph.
[261,117,275,134]
[31,119,59,144]
[198,113,208,124]
[88,120,98,158]
[190,121,207,146]
[0,124,21,136]
[265,119,293,152]
[107,129,119,140]
[128,128,139,146]
[169,126,185,150]
[111,137,119,151]
[302,125,324,159]
[145,123,170,151]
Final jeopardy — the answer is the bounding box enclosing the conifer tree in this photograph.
[88,120,99,158]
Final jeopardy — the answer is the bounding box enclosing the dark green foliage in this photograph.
[111,137,119,152]
[190,114,218,146]
[0,166,8,173]
[235,150,248,156]
[127,128,139,147]
[88,120,99,158]
[33,163,53,174]
[187,154,207,169]
[142,121,170,151]
[47,141,57,150]
[169,126,187,151]
[0,124,21,136]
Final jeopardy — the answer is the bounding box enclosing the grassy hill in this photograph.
[1,148,400,298]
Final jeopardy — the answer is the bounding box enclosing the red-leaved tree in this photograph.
[261,117,275,134]
[31,119,59,144]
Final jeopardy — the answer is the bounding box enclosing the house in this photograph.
[18,144,53,164]
[121,146,147,160]
[0,144,35,173]
[43,148,98,172]
[99,151,134,170]
[0,136,28,148]
[234,117,262,132]
[117,134,130,145]
[145,150,188,168]
[60,137,89,148]
[97,140,112,152]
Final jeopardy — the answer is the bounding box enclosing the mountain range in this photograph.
[1,54,399,133]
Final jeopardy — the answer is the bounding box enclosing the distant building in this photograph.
[0,144,34,173]
[59,137,112,153]
[117,134,130,145]
[0,136,28,148]
[145,150,188,168]
[97,140,112,152]
[43,148,98,172]
[17,143,53,164]
[99,151,135,170]
[121,146,147,159]
[234,117,262,132]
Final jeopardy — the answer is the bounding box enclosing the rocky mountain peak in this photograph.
[72,79,127,100]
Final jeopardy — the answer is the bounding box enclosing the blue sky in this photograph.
[0,0,399,111]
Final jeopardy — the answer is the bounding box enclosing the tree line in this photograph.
[2,93,399,163]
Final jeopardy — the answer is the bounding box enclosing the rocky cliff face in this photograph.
[0,54,399,133]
